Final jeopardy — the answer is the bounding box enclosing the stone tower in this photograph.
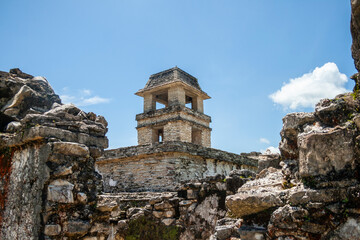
[135,67,212,147]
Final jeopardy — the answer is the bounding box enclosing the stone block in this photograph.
[83,237,98,240]
[152,211,163,218]
[53,166,73,177]
[77,192,87,203]
[298,127,354,177]
[163,209,175,218]
[161,218,175,226]
[90,223,110,234]
[149,197,162,205]
[52,142,89,157]
[179,200,193,207]
[187,189,198,199]
[226,169,284,217]
[47,179,74,203]
[64,220,91,237]
[154,201,172,210]
[44,224,61,236]
[214,225,233,240]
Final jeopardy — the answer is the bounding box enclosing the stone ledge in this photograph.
[97,141,257,167]
[136,105,211,122]
[0,125,108,148]
[136,117,212,130]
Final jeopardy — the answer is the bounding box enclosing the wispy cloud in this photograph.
[260,138,270,144]
[60,88,110,107]
[269,62,349,110]
[78,96,110,106]
[260,146,280,155]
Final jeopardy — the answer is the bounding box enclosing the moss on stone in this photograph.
[124,216,179,240]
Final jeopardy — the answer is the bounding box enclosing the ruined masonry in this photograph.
[2,2,360,238]
[96,67,257,192]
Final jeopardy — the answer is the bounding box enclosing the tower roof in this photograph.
[135,67,210,99]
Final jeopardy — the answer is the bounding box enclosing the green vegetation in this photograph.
[302,176,317,188]
[282,180,295,189]
[125,216,179,240]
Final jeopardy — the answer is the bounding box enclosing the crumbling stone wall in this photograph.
[1,143,50,239]
[222,92,360,240]
[90,172,254,240]
[0,69,108,239]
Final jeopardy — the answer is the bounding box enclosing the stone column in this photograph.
[192,96,204,113]
[168,87,185,107]
[144,93,156,113]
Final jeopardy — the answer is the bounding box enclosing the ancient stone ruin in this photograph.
[0,1,360,239]
[96,67,257,193]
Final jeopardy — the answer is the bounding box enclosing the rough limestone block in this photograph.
[44,224,62,236]
[83,237,98,240]
[154,201,172,210]
[64,221,91,237]
[162,218,175,226]
[330,218,360,239]
[52,142,89,157]
[214,225,234,240]
[47,179,74,203]
[77,192,88,203]
[163,209,175,218]
[187,189,198,199]
[179,200,193,207]
[298,127,354,177]
[225,169,284,217]
[152,211,163,218]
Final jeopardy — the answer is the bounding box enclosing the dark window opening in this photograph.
[186,95,193,109]
[157,129,164,143]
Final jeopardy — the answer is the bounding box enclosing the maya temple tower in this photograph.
[96,67,256,192]
[135,67,211,147]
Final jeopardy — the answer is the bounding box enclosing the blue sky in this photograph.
[0,1,356,153]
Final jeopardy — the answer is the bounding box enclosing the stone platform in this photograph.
[96,141,258,192]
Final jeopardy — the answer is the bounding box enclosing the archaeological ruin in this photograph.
[1,1,360,239]
[96,67,257,192]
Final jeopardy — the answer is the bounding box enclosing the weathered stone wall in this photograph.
[0,69,108,239]
[137,126,154,145]
[96,152,240,192]
[1,143,50,239]
[223,92,360,240]
[201,128,211,148]
[89,172,251,240]
[136,105,211,127]
[96,142,258,192]
[136,105,212,146]
[163,121,192,142]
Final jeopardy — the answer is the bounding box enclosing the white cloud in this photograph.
[77,96,110,106]
[269,62,349,110]
[60,89,110,107]
[81,89,92,96]
[260,138,270,144]
[59,94,75,103]
[261,146,280,155]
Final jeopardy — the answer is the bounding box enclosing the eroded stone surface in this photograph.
[47,179,74,203]
[44,224,61,236]
[298,126,355,177]
[52,142,89,157]
[329,218,360,240]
